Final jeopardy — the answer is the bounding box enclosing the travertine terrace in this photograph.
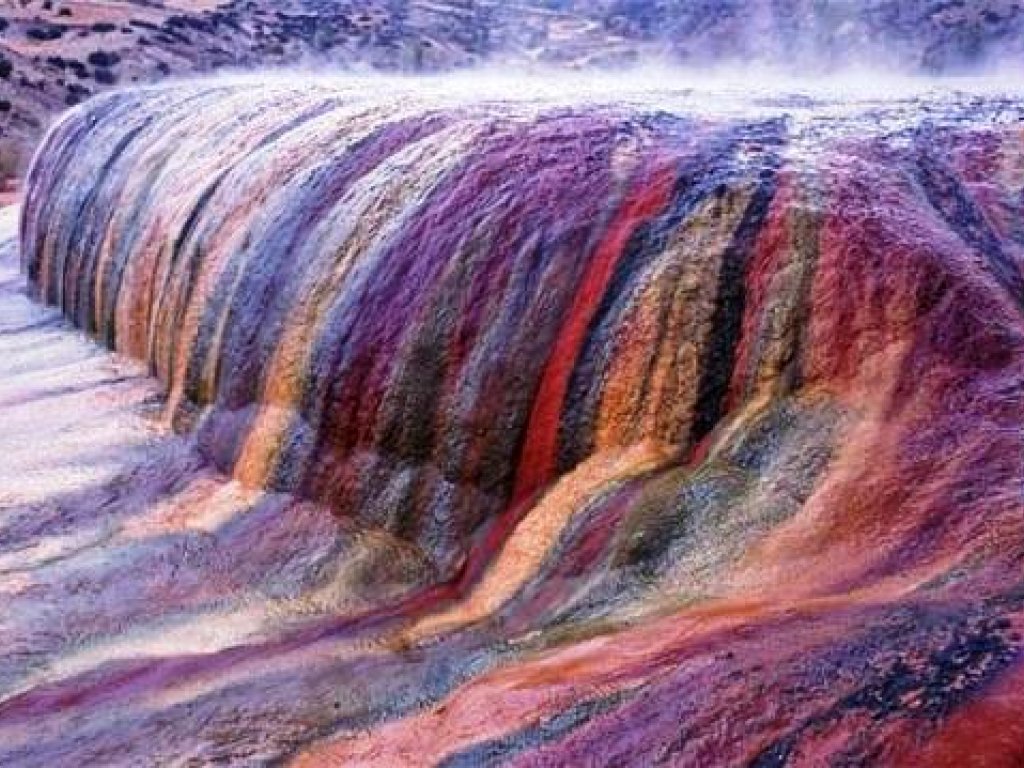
[4,78,1024,765]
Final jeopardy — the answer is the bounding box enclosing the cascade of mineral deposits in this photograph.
[8,79,1024,765]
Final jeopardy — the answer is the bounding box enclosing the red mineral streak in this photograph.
[727,169,799,406]
[515,161,676,500]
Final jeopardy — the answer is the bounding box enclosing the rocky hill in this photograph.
[522,0,1024,70]
[0,0,1022,181]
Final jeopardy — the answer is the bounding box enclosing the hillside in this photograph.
[0,0,1023,180]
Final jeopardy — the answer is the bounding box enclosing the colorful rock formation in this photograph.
[6,80,1024,765]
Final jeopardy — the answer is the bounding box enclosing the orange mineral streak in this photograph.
[116,92,321,362]
[407,441,672,640]
[233,124,476,488]
[161,114,368,414]
[727,170,804,407]
[117,475,263,541]
[595,182,756,449]
[116,216,171,359]
[515,161,677,499]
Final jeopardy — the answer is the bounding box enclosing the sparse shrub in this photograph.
[26,24,64,41]
[65,82,89,105]
[87,50,120,68]
[92,67,116,85]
